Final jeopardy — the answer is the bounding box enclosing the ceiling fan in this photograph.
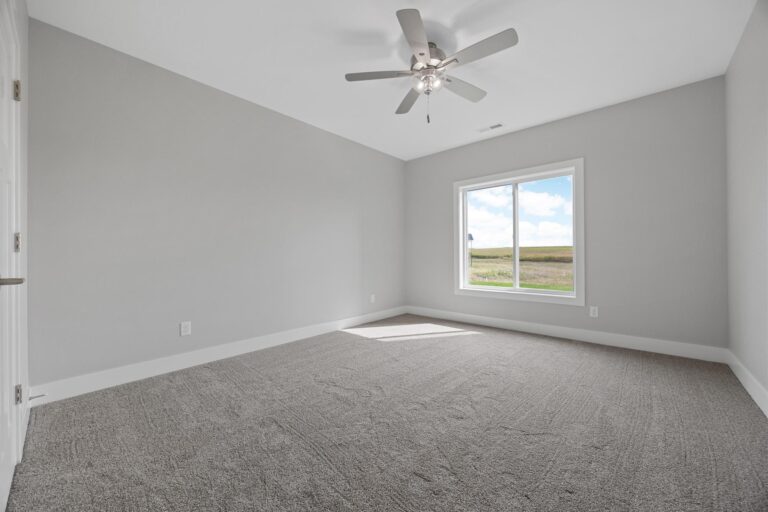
[345,9,518,117]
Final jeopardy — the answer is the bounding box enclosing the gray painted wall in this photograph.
[727,0,768,389]
[30,17,742,387]
[29,21,404,385]
[405,77,728,348]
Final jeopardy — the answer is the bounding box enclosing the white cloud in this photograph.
[468,204,572,248]
[468,186,512,209]
[563,200,573,216]
[519,221,572,247]
[467,205,514,248]
[519,190,566,217]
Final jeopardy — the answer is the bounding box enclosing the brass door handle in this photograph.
[0,277,24,286]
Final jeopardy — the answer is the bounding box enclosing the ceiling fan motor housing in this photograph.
[412,42,447,94]
[410,42,447,69]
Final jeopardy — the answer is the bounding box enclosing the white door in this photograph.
[0,0,25,509]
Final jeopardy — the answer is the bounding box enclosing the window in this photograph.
[455,159,584,305]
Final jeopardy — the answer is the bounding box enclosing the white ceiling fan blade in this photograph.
[440,28,518,69]
[396,9,431,66]
[444,76,487,102]
[395,88,421,114]
[345,71,413,82]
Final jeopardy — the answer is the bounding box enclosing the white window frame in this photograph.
[454,158,585,306]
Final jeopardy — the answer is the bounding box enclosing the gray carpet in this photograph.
[8,315,768,511]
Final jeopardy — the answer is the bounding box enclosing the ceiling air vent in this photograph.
[479,123,504,133]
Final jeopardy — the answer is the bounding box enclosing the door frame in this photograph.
[9,0,28,462]
[0,1,28,507]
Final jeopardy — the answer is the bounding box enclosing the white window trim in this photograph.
[453,158,585,306]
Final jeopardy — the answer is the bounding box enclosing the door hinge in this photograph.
[14,384,22,405]
[14,232,20,253]
[13,80,21,102]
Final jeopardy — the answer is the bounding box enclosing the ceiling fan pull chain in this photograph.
[427,94,431,124]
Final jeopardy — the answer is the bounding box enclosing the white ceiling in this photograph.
[28,0,755,161]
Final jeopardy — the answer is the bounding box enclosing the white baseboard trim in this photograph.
[404,305,768,418]
[30,304,767,420]
[404,305,729,363]
[726,351,768,418]
[30,306,407,406]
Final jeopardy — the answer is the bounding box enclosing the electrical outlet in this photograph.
[179,321,192,337]
[369,294,376,304]
[589,306,599,318]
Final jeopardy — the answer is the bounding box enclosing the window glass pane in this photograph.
[518,175,574,291]
[466,185,514,288]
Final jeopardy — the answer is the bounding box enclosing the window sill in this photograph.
[455,285,584,306]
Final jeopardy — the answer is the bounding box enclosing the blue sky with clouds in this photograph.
[467,175,573,248]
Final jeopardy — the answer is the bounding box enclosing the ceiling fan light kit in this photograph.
[345,8,518,119]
